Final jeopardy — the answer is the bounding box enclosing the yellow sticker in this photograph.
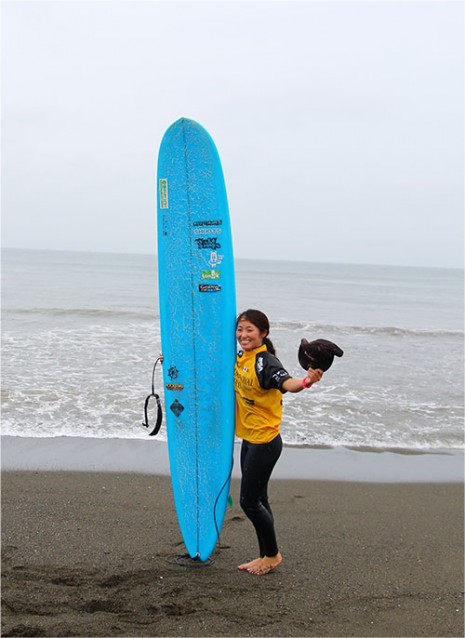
[166,383,183,391]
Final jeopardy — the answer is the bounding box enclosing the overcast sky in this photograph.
[2,0,463,268]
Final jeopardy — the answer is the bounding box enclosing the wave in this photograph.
[274,319,464,338]
[4,307,159,321]
[4,309,463,338]
[2,429,463,453]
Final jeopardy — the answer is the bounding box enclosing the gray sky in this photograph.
[2,0,464,268]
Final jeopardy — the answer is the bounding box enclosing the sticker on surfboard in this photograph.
[201,270,221,280]
[159,178,169,209]
[199,284,221,292]
[170,399,184,417]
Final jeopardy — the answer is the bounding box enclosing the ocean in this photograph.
[2,248,463,452]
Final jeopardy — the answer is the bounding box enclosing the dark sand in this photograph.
[2,471,464,637]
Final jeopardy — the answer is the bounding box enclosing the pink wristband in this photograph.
[301,377,313,389]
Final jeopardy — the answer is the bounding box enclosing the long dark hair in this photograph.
[236,309,276,355]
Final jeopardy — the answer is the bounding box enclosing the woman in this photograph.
[234,309,323,575]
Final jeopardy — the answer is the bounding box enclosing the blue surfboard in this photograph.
[157,118,236,561]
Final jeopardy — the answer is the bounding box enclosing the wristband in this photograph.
[301,377,313,389]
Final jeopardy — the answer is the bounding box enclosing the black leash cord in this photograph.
[142,357,163,436]
[213,458,234,544]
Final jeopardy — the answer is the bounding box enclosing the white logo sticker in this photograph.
[208,251,224,267]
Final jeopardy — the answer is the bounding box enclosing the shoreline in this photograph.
[1,435,463,482]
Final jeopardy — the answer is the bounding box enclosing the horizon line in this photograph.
[2,245,463,272]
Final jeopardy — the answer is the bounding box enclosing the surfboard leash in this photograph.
[142,357,163,436]
[213,458,235,548]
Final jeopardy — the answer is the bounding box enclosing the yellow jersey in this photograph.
[234,345,291,444]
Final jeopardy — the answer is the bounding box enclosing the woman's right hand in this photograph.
[306,368,323,385]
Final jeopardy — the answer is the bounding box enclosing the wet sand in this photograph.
[2,469,464,637]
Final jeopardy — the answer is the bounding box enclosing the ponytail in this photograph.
[263,336,276,356]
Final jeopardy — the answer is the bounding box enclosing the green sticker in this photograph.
[159,178,169,209]
[201,269,221,280]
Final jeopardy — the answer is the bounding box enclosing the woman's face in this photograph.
[236,318,267,351]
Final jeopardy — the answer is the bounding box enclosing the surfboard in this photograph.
[157,118,236,561]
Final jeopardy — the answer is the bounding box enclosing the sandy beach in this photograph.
[2,440,464,638]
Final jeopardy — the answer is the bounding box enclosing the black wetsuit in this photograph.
[240,433,283,557]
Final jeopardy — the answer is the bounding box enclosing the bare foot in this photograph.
[238,557,262,571]
[247,552,283,576]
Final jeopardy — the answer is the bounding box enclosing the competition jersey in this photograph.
[234,344,291,444]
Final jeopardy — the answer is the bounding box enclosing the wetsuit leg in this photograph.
[240,434,283,557]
